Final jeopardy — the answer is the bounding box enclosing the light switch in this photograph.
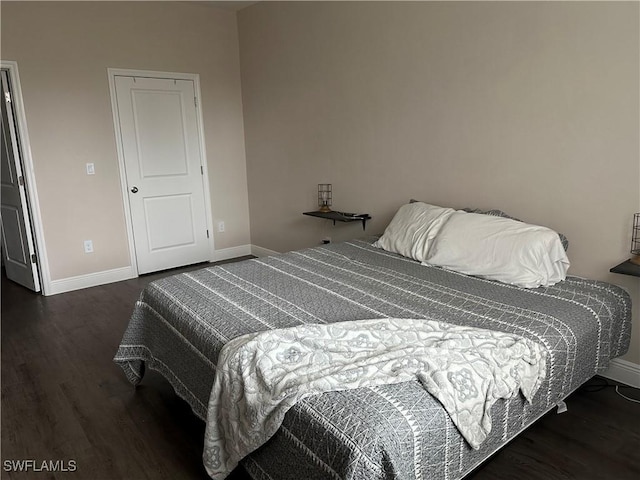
[86,163,95,175]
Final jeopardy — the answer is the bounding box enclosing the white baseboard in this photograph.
[46,246,255,296]
[251,244,280,257]
[212,244,252,262]
[47,265,136,296]
[601,358,640,388]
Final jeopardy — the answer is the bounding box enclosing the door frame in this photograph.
[107,68,215,276]
[0,60,50,294]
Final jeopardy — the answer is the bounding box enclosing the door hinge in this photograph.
[18,176,24,186]
[194,96,197,108]
[200,165,204,175]
[206,229,210,239]
[31,253,37,264]
[4,91,11,103]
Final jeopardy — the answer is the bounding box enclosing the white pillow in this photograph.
[373,202,455,262]
[425,211,570,288]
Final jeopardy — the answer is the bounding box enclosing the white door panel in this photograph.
[133,90,189,178]
[0,70,40,291]
[143,194,196,251]
[115,76,209,274]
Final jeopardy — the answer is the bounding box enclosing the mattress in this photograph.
[114,238,631,480]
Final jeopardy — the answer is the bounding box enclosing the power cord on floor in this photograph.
[579,376,640,403]
[615,385,640,404]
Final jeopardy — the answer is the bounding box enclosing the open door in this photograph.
[1,69,40,292]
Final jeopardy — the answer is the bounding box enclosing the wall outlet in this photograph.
[83,240,94,253]
[86,163,95,175]
[217,221,225,233]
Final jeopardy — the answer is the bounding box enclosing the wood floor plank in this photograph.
[2,261,638,480]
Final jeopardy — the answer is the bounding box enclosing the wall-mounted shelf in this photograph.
[610,259,640,277]
[303,211,371,230]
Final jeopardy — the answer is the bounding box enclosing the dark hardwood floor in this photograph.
[2,261,639,479]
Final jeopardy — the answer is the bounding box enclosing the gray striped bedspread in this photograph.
[114,238,631,480]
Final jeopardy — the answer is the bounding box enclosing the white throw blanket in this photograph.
[203,318,547,479]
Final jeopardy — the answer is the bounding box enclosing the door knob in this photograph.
[130,186,138,193]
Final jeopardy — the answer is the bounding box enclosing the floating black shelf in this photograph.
[303,211,371,230]
[610,259,640,277]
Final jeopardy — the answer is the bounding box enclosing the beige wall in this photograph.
[1,1,250,281]
[238,1,640,364]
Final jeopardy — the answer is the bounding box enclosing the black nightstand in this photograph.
[303,211,371,230]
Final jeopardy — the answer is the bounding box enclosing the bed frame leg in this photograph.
[556,400,568,414]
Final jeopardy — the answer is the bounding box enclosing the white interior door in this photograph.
[114,75,210,274]
[0,70,40,291]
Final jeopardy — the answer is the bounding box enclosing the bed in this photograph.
[114,227,631,480]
